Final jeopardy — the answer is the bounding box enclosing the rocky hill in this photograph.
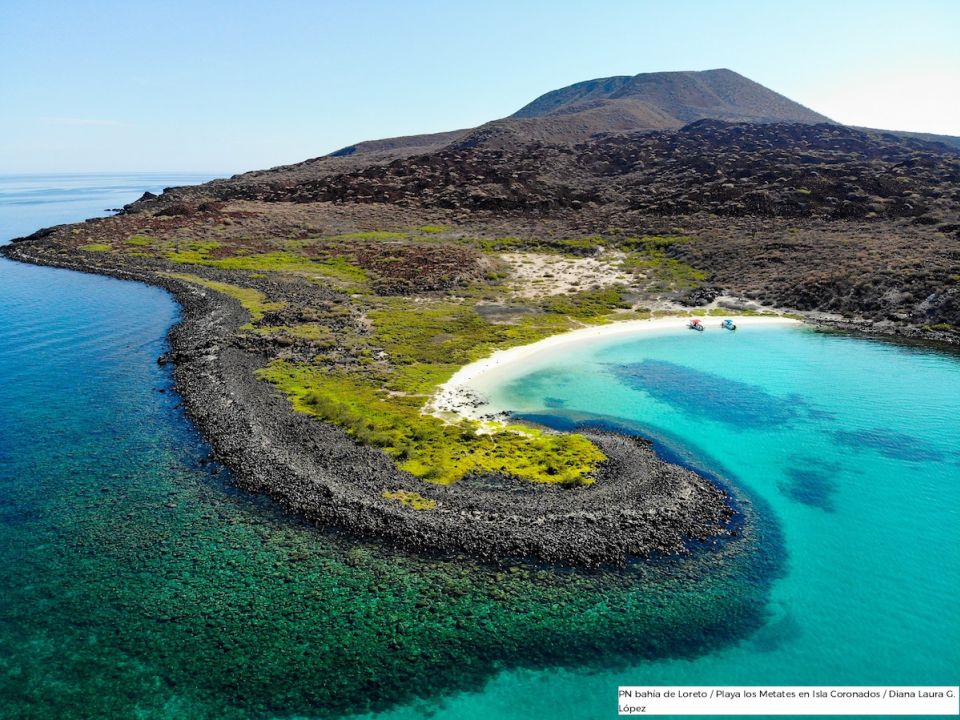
[250,121,959,221]
[120,116,957,334]
[14,69,960,337]
[511,68,830,125]
[330,68,831,158]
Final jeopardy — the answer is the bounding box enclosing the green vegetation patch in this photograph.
[254,323,337,345]
[619,235,707,289]
[555,236,605,253]
[255,292,607,485]
[125,234,156,246]
[164,246,368,288]
[201,250,313,272]
[622,235,694,251]
[476,236,529,253]
[165,240,222,264]
[308,255,369,284]
[382,489,437,510]
[541,286,631,319]
[258,363,604,486]
[367,300,574,392]
[165,273,285,324]
[80,243,112,252]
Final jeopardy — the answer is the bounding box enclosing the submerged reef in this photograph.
[1,436,784,718]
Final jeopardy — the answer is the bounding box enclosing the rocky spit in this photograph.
[2,239,739,568]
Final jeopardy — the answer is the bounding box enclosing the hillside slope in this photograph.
[38,118,960,334]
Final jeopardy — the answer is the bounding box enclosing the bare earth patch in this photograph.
[500,251,631,298]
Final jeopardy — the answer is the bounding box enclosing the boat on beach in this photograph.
[688,318,704,331]
[721,318,737,331]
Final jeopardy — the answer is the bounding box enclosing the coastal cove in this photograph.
[430,321,959,719]
[1,175,958,719]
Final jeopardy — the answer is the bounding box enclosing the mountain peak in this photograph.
[510,68,831,126]
[330,69,833,158]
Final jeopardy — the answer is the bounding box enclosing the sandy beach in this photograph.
[427,314,803,422]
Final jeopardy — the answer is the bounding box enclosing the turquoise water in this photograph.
[429,325,960,717]
[1,175,957,718]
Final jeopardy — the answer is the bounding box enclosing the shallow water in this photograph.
[440,323,960,718]
[0,176,955,719]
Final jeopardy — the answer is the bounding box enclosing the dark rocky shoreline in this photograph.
[1,239,749,567]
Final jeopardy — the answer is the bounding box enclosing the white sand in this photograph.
[425,315,802,422]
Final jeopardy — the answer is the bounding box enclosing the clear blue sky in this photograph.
[1,0,958,174]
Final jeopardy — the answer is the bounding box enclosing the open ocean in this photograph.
[0,174,957,719]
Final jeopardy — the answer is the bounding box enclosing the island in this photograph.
[4,69,958,566]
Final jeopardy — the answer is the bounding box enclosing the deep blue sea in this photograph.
[0,174,957,719]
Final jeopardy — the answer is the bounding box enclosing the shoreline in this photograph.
[428,315,802,422]
[0,240,741,567]
[4,237,956,568]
